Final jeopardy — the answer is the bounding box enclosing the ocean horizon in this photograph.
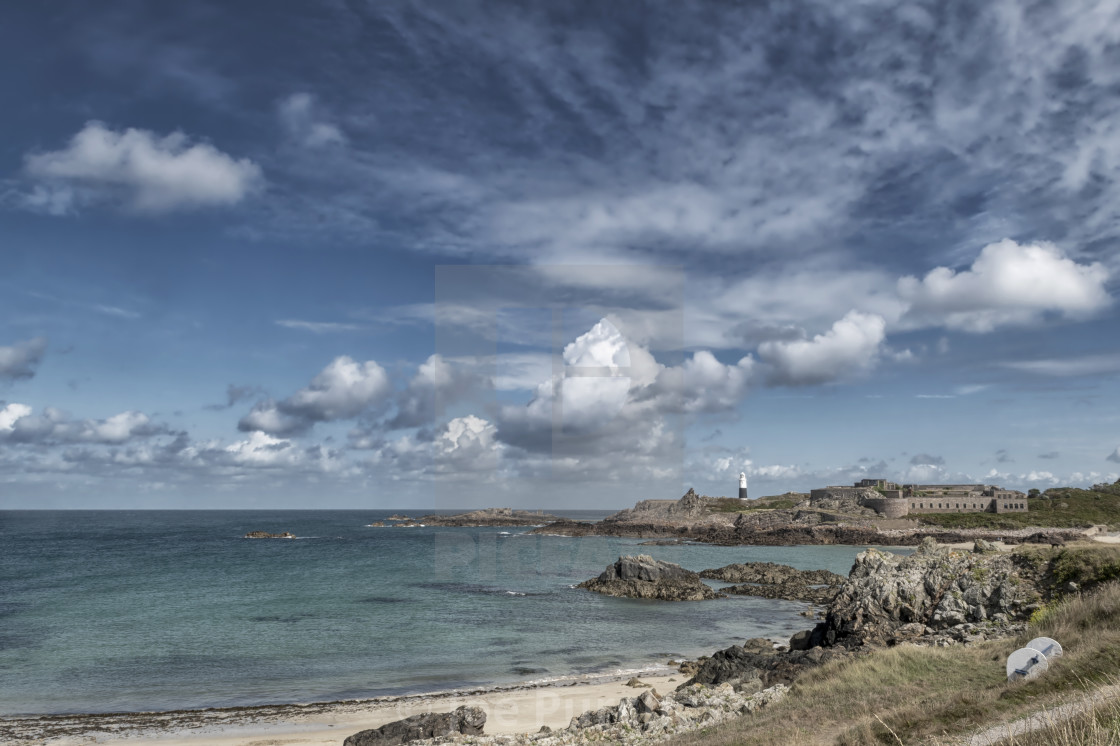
[0,510,902,717]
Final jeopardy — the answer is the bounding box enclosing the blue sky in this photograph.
[2,1,1119,509]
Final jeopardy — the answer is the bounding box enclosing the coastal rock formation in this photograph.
[578,555,724,601]
[602,488,727,526]
[417,508,564,527]
[701,562,845,585]
[701,562,847,604]
[820,537,1043,647]
[680,637,851,690]
[343,705,486,745]
[242,531,295,539]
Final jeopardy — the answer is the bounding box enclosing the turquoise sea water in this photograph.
[0,510,904,716]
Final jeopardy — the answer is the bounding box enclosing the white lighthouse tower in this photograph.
[739,472,748,500]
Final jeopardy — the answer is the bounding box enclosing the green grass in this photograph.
[916,481,1120,530]
[707,495,802,513]
[1014,543,1120,591]
[674,580,1120,746]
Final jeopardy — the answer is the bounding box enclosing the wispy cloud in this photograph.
[1003,354,1120,377]
[275,319,364,334]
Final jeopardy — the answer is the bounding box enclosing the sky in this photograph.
[2,1,1120,509]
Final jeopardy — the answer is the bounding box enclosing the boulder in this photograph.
[636,690,661,714]
[577,555,724,601]
[343,706,485,746]
[788,630,812,651]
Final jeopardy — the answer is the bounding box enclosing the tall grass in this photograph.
[675,582,1120,746]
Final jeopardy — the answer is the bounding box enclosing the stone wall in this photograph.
[859,497,910,518]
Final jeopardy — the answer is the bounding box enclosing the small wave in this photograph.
[414,582,548,597]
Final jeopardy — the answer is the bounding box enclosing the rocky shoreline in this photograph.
[377,489,1090,547]
[6,536,1075,746]
[524,487,1086,547]
[336,537,1056,745]
[531,519,1083,546]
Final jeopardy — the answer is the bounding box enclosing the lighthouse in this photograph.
[739,472,748,500]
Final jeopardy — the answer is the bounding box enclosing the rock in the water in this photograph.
[702,562,845,604]
[243,531,295,539]
[577,555,724,601]
[700,562,844,586]
[343,706,486,746]
[822,538,1041,647]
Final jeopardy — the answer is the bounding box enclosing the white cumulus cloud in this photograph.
[898,240,1111,332]
[23,121,262,213]
[758,311,886,386]
[239,356,393,435]
[0,405,166,444]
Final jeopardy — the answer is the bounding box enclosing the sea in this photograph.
[0,510,908,717]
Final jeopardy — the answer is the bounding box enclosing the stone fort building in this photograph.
[809,478,1027,518]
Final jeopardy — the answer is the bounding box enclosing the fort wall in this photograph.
[808,479,1029,516]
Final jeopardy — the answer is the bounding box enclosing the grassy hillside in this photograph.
[676,562,1120,745]
[916,480,1120,530]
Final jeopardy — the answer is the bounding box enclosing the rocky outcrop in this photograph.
[701,562,845,585]
[701,561,846,604]
[820,537,1043,647]
[578,555,724,601]
[418,508,564,527]
[724,582,838,605]
[243,531,295,539]
[343,706,485,746]
[680,637,853,690]
[601,488,728,526]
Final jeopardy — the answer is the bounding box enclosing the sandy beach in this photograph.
[9,672,682,746]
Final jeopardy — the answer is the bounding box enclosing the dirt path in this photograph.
[953,683,1120,745]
